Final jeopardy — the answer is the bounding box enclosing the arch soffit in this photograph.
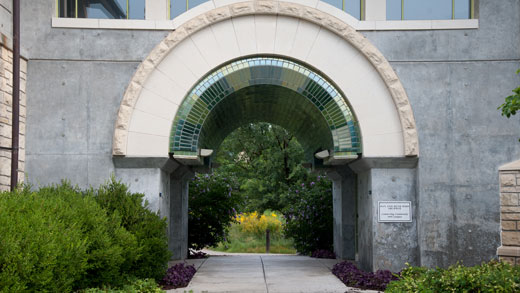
[113,1,419,158]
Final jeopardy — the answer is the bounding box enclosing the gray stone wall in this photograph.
[21,0,520,268]
[362,0,520,267]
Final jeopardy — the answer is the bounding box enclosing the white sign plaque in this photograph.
[378,201,412,222]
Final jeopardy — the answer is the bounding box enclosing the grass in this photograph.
[212,222,297,254]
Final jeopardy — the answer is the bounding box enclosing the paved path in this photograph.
[168,255,372,293]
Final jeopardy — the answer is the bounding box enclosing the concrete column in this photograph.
[146,0,168,20]
[169,166,194,260]
[327,166,357,260]
[350,158,419,272]
[364,0,386,21]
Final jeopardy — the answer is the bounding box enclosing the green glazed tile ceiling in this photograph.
[170,57,361,159]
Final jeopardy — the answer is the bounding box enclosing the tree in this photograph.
[498,69,520,141]
[214,122,308,212]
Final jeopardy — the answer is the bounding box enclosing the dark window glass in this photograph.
[58,0,76,18]
[386,0,402,20]
[171,0,186,19]
[60,0,144,19]
[454,0,471,19]
[77,0,127,19]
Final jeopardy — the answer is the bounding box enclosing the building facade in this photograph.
[9,0,520,271]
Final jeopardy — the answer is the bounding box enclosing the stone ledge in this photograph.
[51,18,479,31]
[497,246,520,257]
[500,160,520,171]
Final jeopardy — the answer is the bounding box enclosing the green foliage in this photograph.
[282,174,334,255]
[213,221,297,254]
[215,122,307,212]
[83,278,163,293]
[386,261,520,292]
[91,178,171,281]
[0,180,171,292]
[0,182,136,291]
[498,69,520,118]
[188,172,242,250]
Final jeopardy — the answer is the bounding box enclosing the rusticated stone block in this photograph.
[502,221,517,230]
[501,193,519,206]
[148,42,170,66]
[502,206,520,213]
[255,1,278,13]
[206,6,231,23]
[164,27,188,48]
[230,2,255,16]
[502,213,520,221]
[278,2,303,17]
[501,174,517,186]
[183,15,208,35]
[500,256,516,265]
[122,81,142,108]
[502,231,520,245]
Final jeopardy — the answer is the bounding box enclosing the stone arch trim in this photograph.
[112,0,419,157]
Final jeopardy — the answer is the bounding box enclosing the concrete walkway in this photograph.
[168,255,375,293]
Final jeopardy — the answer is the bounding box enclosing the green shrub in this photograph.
[386,261,520,292]
[282,174,333,255]
[188,172,242,250]
[0,182,137,291]
[91,178,171,281]
[83,278,164,293]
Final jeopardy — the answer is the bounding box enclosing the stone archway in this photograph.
[112,1,420,272]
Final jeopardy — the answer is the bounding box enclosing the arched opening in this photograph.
[170,56,361,165]
[112,3,420,272]
[170,56,361,259]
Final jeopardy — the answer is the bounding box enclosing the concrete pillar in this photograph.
[327,166,357,260]
[169,166,194,260]
[350,158,419,272]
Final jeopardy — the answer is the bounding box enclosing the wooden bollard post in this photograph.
[266,228,270,254]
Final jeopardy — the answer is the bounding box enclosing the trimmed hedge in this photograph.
[91,179,170,281]
[0,180,170,292]
[386,261,520,292]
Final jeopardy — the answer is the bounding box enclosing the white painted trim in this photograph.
[51,17,479,31]
[51,0,479,31]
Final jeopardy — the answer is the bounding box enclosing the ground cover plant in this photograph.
[311,249,336,259]
[213,211,296,253]
[386,261,520,292]
[332,261,398,291]
[160,263,197,290]
[0,180,170,292]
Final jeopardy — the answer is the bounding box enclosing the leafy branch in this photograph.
[498,69,520,118]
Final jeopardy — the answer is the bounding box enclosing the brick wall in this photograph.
[0,45,27,191]
[497,160,520,265]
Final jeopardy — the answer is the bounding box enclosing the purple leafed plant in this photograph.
[160,263,197,290]
[311,249,336,259]
[332,261,399,291]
